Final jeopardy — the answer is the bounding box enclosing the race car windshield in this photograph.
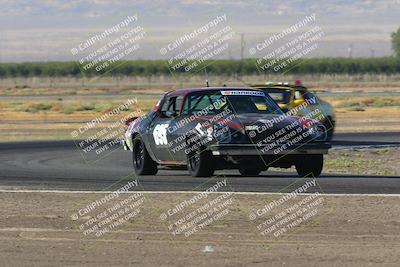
[183,90,283,115]
[226,95,283,114]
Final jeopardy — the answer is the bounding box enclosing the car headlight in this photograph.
[308,124,327,141]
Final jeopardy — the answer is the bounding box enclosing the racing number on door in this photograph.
[153,123,169,145]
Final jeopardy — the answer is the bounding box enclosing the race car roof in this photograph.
[166,87,262,96]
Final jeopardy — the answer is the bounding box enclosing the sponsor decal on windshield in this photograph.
[255,103,268,111]
[221,90,265,96]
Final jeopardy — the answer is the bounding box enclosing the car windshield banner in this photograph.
[221,90,265,96]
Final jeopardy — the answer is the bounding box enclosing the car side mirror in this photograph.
[153,110,162,118]
[124,117,138,126]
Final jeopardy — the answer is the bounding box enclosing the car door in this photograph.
[148,95,183,162]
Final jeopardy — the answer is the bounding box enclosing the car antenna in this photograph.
[205,68,209,87]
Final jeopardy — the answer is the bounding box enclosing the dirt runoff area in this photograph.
[0,189,399,267]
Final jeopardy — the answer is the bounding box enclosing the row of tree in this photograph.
[1,57,400,78]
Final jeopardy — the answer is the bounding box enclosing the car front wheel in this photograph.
[132,136,158,175]
[295,154,323,177]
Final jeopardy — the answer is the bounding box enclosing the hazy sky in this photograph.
[0,0,399,62]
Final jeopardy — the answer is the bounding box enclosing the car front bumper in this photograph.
[209,142,331,156]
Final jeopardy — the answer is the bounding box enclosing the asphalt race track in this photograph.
[0,132,399,194]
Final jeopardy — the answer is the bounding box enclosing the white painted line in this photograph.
[0,189,399,197]
[333,144,400,149]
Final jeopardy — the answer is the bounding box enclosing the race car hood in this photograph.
[211,113,325,143]
[195,113,296,131]
[232,113,298,129]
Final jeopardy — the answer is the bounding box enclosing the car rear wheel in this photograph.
[295,154,323,177]
[187,145,215,177]
[132,136,158,175]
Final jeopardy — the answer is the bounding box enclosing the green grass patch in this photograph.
[61,104,75,114]
[77,103,97,111]
[325,149,397,176]
[23,103,53,113]
[336,96,400,110]
[347,106,365,112]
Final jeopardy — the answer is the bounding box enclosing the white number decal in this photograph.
[153,123,169,145]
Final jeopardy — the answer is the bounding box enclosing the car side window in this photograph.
[160,96,182,115]
[182,96,190,114]
[175,96,182,112]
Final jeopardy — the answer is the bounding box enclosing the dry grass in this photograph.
[1,92,400,142]
[2,74,400,96]
[0,97,158,141]
[321,95,400,132]
[273,148,400,176]
[324,148,400,176]
[331,96,400,109]
[0,86,168,96]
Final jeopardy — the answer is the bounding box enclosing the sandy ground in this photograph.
[0,191,399,266]
[270,147,400,177]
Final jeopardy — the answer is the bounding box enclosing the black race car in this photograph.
[122,87,331,177]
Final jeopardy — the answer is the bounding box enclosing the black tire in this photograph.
[239,168,262,176]
[295,154,323,177]
[186,143,215,177]
[132,136,158,175]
